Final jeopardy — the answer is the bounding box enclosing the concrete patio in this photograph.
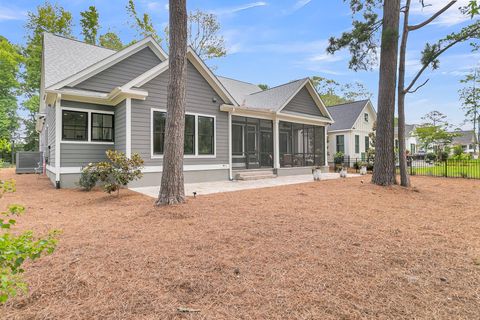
[130,172,361,198]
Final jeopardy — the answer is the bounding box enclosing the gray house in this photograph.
[37,33,333,188]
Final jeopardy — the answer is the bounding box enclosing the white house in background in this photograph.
[394,124,419,155]
[451,130,478,154]
[326,100,377,163]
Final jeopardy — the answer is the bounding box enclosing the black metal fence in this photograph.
[408,158,480,179]
[332,156,480,179]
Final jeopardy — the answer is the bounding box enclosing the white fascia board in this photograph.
[47,37,167,91]
[121,60,169,89]
[122,48,238,106]
[45,88,147,106]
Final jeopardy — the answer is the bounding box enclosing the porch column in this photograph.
[228,111,233,180]
[273,118,280,169]
[126,98,132,158]
[324,125,328,168]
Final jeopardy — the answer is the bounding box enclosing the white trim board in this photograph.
[47,164,230,175]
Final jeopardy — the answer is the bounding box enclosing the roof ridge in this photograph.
[327,99,369,108]
[43,32,117,52]
[216,75,260,87]
[247,78,307,97]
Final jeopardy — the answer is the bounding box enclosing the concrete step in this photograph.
[235,170,277,181]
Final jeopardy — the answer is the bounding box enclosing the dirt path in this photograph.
[1,169,479,319]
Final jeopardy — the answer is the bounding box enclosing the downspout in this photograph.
[54,94,62,188]
[228,111,233,180]
[273,116,280,173]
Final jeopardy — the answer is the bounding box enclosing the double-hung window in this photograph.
[355,135,360,153]
[365,136,370,152]
[152,110,214,156]
[336,135,345,153]
[62,111,88,141]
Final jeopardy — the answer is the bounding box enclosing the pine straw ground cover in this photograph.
[0,168,479,320]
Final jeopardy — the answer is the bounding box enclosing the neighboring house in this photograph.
[394,124,418,155]
[36,33,334,188]
[451,130,478,154]
[326,100,377,163]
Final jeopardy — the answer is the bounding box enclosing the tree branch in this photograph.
[404,26,479,93]
[407,78,430,93]
[408,1,457,31]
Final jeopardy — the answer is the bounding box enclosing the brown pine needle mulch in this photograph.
[1,168,479,319]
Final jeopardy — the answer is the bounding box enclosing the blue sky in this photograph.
[1,0,478,128]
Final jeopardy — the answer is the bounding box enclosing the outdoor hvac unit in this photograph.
[16,151,43,174]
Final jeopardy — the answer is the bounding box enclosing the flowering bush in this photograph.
[79,150,144,195]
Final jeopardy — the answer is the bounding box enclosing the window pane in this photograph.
[91,113,114,142]
[232,125,243,155]
[198,116,214,155]
[365,136,369,151]
[355,135,360,153]
[336,135,344,153]
[184,115,195,155]
[62,111,87,141]
[153,111,166,154]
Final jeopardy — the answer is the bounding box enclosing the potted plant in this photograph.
[312,166,322,181]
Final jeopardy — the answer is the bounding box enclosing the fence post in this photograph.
[444,159,447,177]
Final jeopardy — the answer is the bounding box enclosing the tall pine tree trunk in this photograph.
[372,0,400,186]
[156,0,187,206]
[398,0,411,187]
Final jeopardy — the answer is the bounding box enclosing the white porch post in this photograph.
[324,125,328,168]
[228,111,233,180]
[126,98,132,158]
[54,94,62,186]
[273,117,280,169]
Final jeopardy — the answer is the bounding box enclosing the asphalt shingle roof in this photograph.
[242,78,307,111]
[327,100,369,131]
[452,130,476,145]
[43,33,116,88]
[394,124,416,136]
[216,76,262,105]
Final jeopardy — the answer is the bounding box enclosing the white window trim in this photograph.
[60,106,115,145]
[150,108,217,159]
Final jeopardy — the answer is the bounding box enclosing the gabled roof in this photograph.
[122,48,237,105]
[243,78,308,112]
[452,130,476,145]
[395,124,416,136]
[327,100,370,131]
[43,33,116,88]
[216,76,262,105]
[44,33,168,90]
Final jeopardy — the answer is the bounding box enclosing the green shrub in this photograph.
[452,145,464,157]
[437,150,449,161]
[334,152,344,165]
[0,179,59,303]
[78,166,99,191]
[425,152,437,162]
[353,161,367,170]
[80,150,144,195]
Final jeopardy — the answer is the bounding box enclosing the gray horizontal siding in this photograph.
[132,61,228,166]
[60,143,112,167]
[61,100,114,112]
[115,101,126,153]
[75,47,161,93]
[59,100,116,167]
[46,105,56,167]
[282,87,323,117]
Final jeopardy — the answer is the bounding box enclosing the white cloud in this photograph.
[293,0,312,11]
[308,53,343,63]
[0,6,26,21]
[213,2,267,16]
[409,0,472,27]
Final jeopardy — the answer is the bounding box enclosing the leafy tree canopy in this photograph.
[311,76,372,106]
[80,6,100,45]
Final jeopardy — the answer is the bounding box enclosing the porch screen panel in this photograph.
[314,126,325,166]
[279,121,326,168]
